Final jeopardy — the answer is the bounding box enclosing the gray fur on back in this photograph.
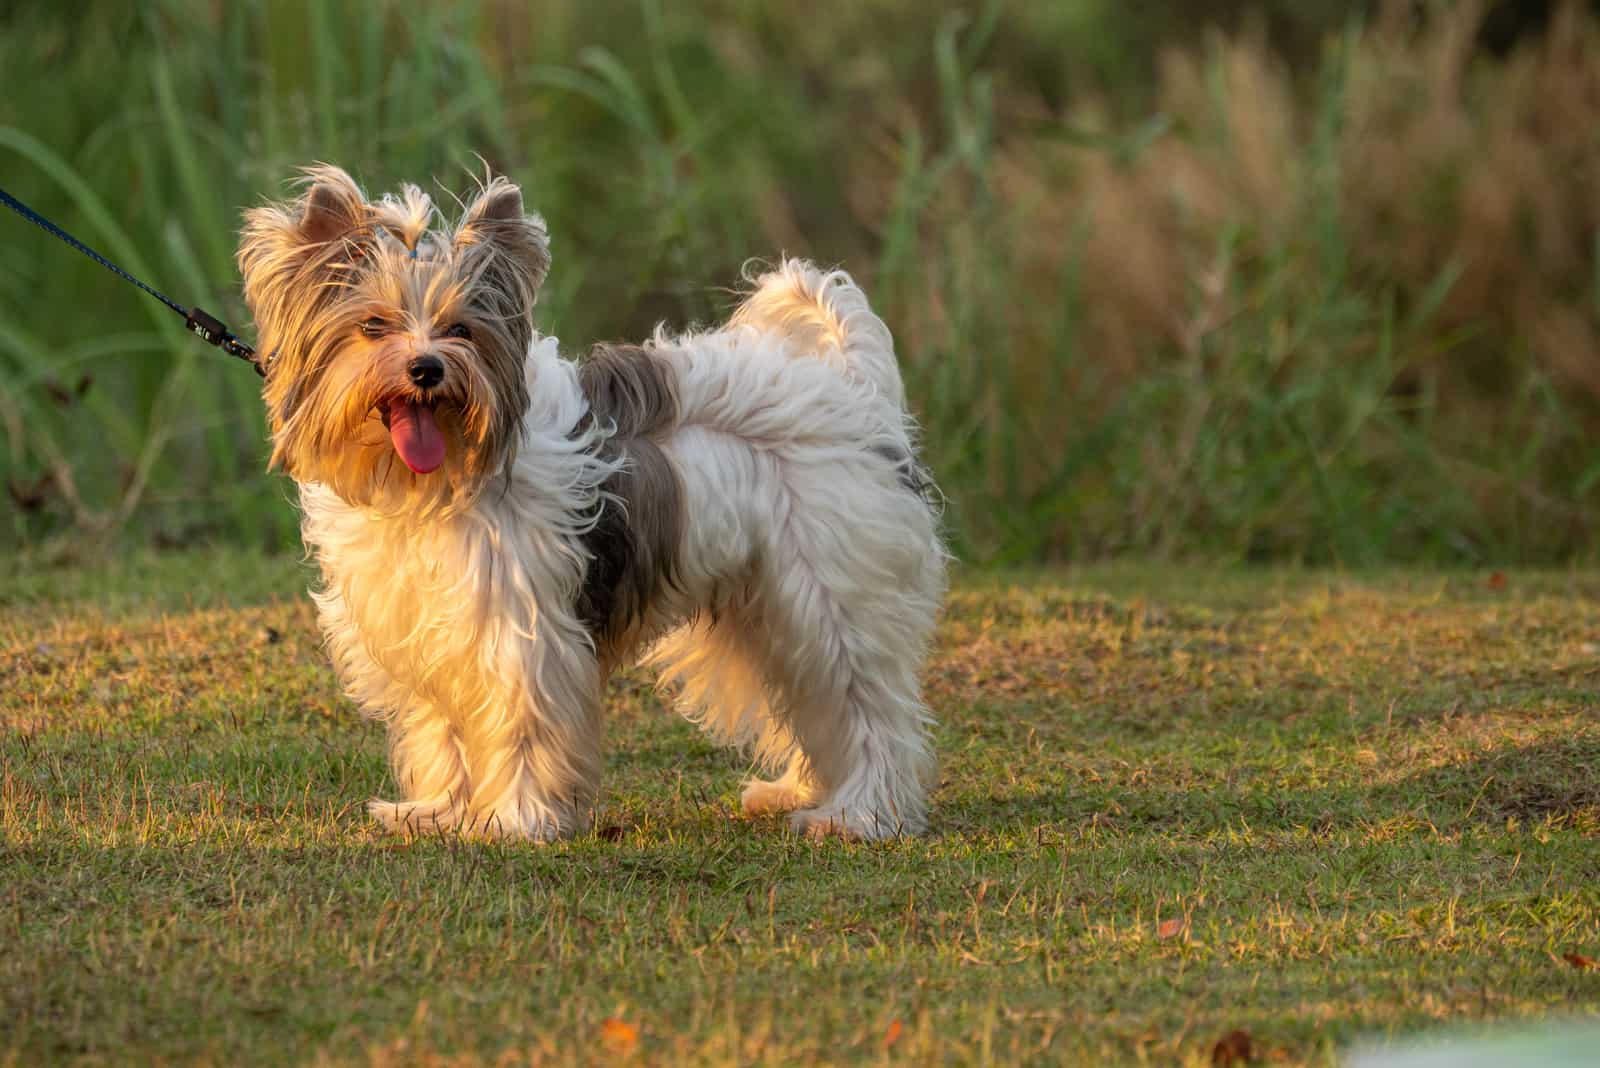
[574,343,685,653]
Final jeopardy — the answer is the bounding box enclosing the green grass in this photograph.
[3,551,1598,1065]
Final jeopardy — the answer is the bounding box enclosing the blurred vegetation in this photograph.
[2,0,1598,564]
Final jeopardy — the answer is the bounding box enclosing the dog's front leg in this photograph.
[459,626,603,842]
[368,703,470,835]
[319,596,471,836]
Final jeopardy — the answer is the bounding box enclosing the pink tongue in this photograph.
[387,399,445,474]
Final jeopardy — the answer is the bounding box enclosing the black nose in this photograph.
[407,355,444,389]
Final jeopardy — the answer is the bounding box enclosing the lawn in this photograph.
[2,552,1598,1065]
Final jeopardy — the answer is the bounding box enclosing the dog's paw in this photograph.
[367,796,462,836]
[464,802,570,843]
[790,805,921,841]
[740,777,813,816]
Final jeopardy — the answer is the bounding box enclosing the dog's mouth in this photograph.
[379,397,446,474]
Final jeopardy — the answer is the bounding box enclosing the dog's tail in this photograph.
[727,259,906,409]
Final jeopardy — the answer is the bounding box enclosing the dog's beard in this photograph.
[269,332,520,515]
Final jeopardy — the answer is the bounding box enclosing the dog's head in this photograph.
[237,164,546,510]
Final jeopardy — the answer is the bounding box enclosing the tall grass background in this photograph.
[2,0,1598,565]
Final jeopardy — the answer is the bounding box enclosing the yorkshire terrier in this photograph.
[237,165,947,840]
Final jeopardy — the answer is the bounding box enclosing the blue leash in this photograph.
[0,184,265,377]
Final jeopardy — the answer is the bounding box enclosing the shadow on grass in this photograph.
[1393,737,1600,825]
[938,736,1600,839]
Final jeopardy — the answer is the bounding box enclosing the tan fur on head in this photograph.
[237,165,548,513]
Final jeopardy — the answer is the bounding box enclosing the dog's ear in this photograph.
[297,165,368,245]
[238,165,371,317]
[455,175,551,300]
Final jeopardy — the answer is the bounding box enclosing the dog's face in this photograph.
[237,165,545,509]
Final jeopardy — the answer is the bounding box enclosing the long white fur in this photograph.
[298,260,947,841]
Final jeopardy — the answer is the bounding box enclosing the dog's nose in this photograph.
[407,355,445,390]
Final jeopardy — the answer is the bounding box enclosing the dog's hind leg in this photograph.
[747,484,944,840]
[647,611,822,817]
[760,587,938,839]
[738,749,821,816]
[651,478,943,838]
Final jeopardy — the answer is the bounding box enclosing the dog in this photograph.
[237,165,947,841]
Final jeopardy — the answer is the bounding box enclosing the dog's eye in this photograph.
[442,323,472,341]
[360,317,389,339]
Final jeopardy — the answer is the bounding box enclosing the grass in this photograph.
[4,2,1600,564]
[3,551,1598,1065]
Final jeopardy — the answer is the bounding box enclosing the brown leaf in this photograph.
[882,1019,904,1048]
[1487,571,1508,590]
[1563,952,1597,970]
[1212,1029,1255,1066]
[43,378,74,407]
[8,474,53,512]
[599,1017,638,1053]
[39,374,93,407]
[1157,917,1184,940]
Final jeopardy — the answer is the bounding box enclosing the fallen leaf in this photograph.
[882,1019,904,1048]
[599,1017,638,1053]
[1157,917,1184,940]
[8,474,53,512]
[1487,571,1507,590]
[44,378,75,407]
[1212,1028,1255,1065]
[1563,952,1596,970]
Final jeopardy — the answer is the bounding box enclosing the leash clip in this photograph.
[187,306,267,377]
